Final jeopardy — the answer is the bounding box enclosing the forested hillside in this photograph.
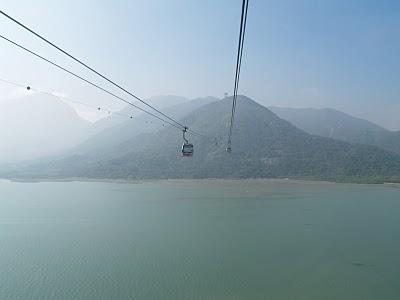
[5,96,400,183]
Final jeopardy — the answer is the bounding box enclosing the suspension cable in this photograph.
[0,77,143,120]
[0,11,217,141]
[0,74,211,139]
[227,0,249,152]
[0,34,187,131]
[0,10,189,131]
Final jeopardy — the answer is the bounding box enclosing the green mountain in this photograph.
[6,96,400,183]
[71,96,217,157]
[270,107,400,154]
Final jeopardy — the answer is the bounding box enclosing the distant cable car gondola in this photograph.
[226,140,232,153]
[182,127,194,157]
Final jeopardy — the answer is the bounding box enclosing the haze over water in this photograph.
[1,179,399,299]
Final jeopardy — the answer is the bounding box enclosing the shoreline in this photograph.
[2,177,400,187]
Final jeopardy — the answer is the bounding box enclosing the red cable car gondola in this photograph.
[181,127,194,157]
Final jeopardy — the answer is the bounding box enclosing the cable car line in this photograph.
[0,77,139,120]
[0,11,218,153]
[0,34,187,132]
[1,77,208,147]
[0,78,208,131]
[0,33,207,140]
[227,0,249,152]
[233,0,249,114]
[227,0,249,153]
[0,10,188,131]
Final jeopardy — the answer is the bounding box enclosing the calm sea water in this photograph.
[0,179,399,300]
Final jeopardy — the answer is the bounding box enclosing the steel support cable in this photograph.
[231,0,247,124]
[233,0,249,122]
[227,0,249,150]
[0,34,186,131]
[231,0,249,124]
[228,0,246,144]
[0,10,188,130]
[0,77,141,120]
[0,71,207,139]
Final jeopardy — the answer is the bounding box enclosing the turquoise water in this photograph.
[0,179,399,299]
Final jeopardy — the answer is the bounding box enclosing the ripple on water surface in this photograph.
[0,180,399,299]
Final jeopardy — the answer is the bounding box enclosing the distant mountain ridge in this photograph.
[70,96,217,157]
[270,106,400,154]
[0,94,215,163]
[5,96,400,183]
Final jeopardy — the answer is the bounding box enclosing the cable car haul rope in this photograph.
[0,78,137,120]
[0,2,249,157]
[227,0,249,153]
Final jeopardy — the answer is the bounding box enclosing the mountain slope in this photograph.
[71,96,217,157]
[269,107,388,142]
[270,106,400,154]
[7,96,400,183]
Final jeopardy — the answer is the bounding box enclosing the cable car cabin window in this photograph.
[182,143,194,157]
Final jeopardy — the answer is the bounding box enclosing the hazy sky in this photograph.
[1,0,400,128]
